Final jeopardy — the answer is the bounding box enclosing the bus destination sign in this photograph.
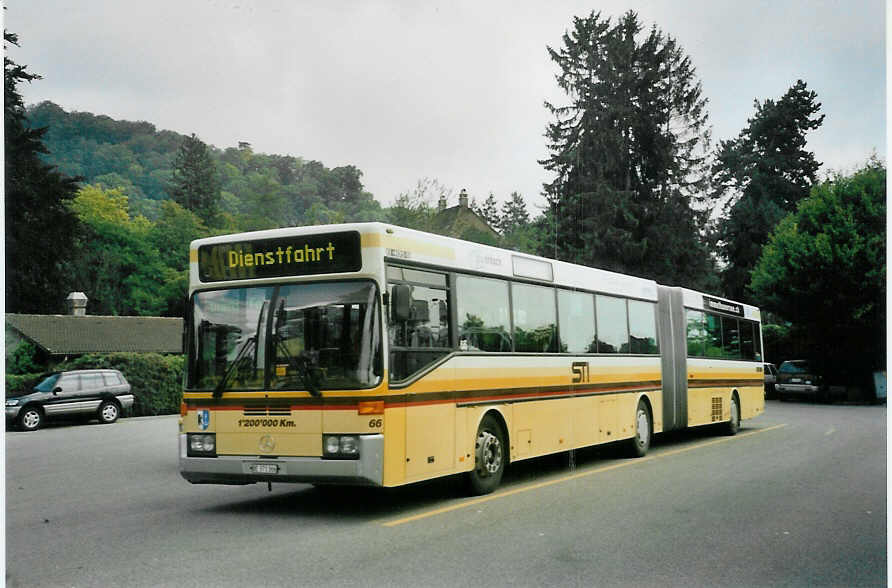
[198,231,362,282]
[703,295,744,317]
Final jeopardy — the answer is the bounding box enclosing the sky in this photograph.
[6,0,887,213]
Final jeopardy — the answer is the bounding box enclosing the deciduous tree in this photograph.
[386,178,450,232]
[65,185,167,315]
[750,159,885,377]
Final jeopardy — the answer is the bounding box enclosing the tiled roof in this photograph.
[6,314,183,355]
[430,205,499,239]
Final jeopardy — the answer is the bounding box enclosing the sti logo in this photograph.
[198,409,210,431]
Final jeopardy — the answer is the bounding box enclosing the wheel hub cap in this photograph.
[636,409,649,446]
[476,431,502,476]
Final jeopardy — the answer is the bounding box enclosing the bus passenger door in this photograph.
[389,277,457,480]
[404,363,455,480]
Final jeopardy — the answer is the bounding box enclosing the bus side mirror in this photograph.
[391,284,412,323]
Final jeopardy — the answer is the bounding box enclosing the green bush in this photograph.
[56,353,183,416]
[6,372,49,395]
[7,341,43,375]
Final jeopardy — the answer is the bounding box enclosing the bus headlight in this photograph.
[324,435,341,455]
[339,436,358,455]
[323,435,360,459]
[187,433,216,457]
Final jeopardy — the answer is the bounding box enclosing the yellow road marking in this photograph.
[380,423,788,527]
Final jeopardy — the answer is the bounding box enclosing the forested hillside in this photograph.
[17,100,536,317]
[27,101,386,228]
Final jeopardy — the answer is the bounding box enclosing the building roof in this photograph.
[430,204,500,241]
[6,314,183,355]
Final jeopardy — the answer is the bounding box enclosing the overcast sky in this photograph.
[6,0,886,213]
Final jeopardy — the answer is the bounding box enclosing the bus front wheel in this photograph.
[468,414,506,495]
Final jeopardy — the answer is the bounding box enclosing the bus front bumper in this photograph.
[179,434,383,486]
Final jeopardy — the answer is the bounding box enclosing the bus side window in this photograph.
[512,283,557,352]
[741,320,762,361]
[629,300,659,354]
[686,309,706,357]
[595,294,628,354]
[557,290,596,353]
[740,320,756,360]
[389,285,449,349]
[704,313,723,358]
[387,267,452,382]
[456,275,512,352]
[721,316,741,359]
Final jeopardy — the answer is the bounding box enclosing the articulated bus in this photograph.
[179,222,765,494]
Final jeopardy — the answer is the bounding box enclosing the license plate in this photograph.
[791,378,802,383]
[252,463,279,474]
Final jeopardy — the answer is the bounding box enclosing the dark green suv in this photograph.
[775,360,828,402]
[5,369,134,431]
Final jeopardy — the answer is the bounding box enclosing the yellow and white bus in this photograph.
[179,222,765,494]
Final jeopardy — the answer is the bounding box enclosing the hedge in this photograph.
[5,353,184,417]
[6,372,48,395]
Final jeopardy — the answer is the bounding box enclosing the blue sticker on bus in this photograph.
[198,409,210,430]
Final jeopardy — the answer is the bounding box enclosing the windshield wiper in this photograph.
[214,336,257,399]
[273,337,322,397]
[295,352,323,398]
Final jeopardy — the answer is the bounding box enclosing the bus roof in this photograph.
[190,222,758,315]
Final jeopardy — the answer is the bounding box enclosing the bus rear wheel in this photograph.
[723,394,740,436]
[627,399,651,457]
[468,414,506,495]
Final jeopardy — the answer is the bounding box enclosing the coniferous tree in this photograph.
[479,192,501,231]
[540,11,713,287]
[5,31,81,313]
[712,80,824,300]
[499,191,531,233]
[169,133,220,224]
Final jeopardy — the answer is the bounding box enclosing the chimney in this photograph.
[438,194,447,212]
[66,292,88,316]
[459,188,469,208]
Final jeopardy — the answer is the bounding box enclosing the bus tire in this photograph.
[723,394,740,436]
[468,414,506,495]
[627,399,652,457]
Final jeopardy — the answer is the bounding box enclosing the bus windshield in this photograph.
[188,280,382,393]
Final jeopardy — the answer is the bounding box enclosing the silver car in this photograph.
[763,362,778,398]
